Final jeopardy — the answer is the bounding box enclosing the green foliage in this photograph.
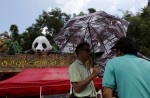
[5,40,24,55]
[3,24,24,55]
[21,8,71,51]
[6,7,150,57]
[78,12,85,16]
[10,24,20,42]
[124,4,150,57]
[88,8,96,13]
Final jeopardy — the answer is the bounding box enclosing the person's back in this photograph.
[108,54,150,98]
[102,37,150,98]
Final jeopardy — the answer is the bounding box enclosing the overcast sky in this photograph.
[0,0,148,34]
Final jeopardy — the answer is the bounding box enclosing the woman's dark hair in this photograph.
[111,37,138,55]
[75,42,90,55]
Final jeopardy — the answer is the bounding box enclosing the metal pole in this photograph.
[40,86,42,98]
[87,22,95,65]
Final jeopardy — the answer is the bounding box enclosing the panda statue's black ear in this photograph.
[21,49,35,54]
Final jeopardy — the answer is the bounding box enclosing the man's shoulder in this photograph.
[109,55,128,61]
[70,60,77,67]
[106,56,125,66]
[69,60,79,70]
[69,59,82,66]
[108,56,121,62]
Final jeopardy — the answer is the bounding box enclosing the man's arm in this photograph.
[102,87,113,98]
[72,66,99,93]
[72,74,95,93]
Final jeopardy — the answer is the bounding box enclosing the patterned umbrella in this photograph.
[54,11,129,66]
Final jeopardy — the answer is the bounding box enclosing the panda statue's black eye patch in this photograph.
[34,42,38,48]
[42,43,47,48]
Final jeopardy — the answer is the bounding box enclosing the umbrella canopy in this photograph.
[54,11,128,54]
[0,67,102,97]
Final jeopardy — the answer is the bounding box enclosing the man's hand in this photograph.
[91,66,100,78]
[72,66,100,93]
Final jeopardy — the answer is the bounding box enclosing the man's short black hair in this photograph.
[111,37,138,55]
[75,42,90,55]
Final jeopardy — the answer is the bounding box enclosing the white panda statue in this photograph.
[32,36,52,55]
